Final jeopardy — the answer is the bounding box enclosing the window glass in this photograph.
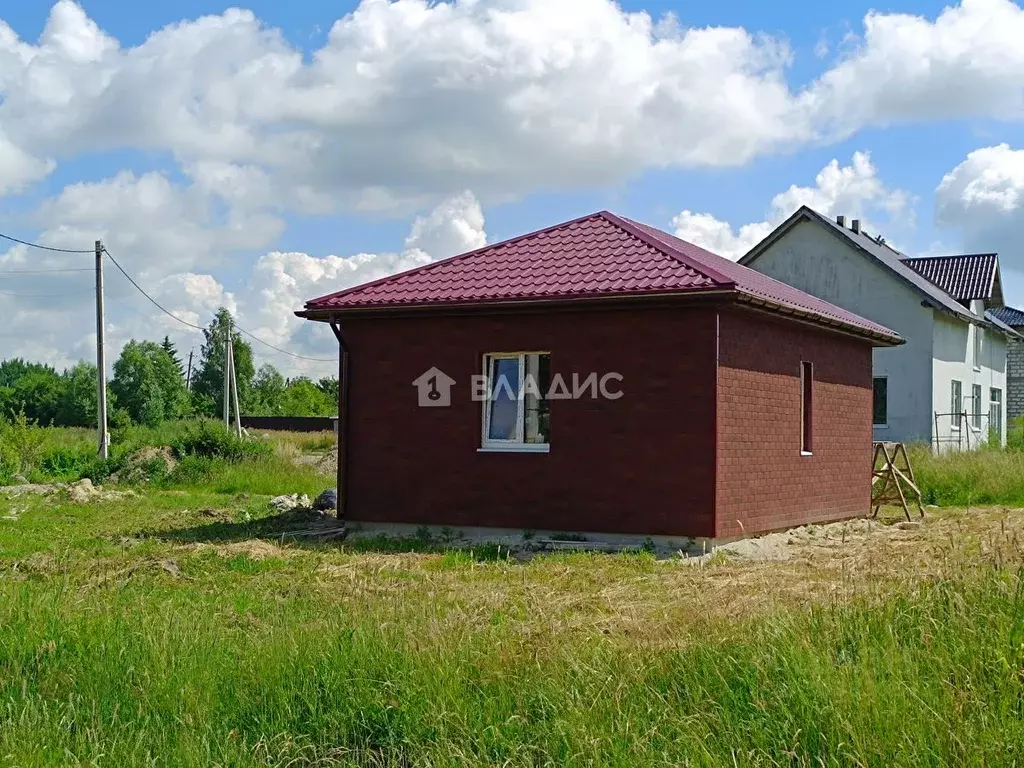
[972,384,982,429]
[872,377,887,426]
[991,388,1003,439]
[487,357,520,441]
[801,362,813,453]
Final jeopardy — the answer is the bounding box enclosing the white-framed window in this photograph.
[872,377,887,427]
[972,384,983,430]
[950,380,962,431]
[974,325,983,371]
[800,361,813,455]
[480,352,551,453]
[991,388,1003,440]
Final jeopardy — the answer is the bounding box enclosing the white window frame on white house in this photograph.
[971,383,983,431]
[479,351,551,454]
[950,380,963,432]
[991,388,1003,441]
[974,324,983,372]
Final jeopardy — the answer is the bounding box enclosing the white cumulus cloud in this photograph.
[672,152,911,260]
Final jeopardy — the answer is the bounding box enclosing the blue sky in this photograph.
[2,0,1024,373]
[4,0,1009,253]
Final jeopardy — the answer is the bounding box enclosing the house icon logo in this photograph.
[413,367,456,407]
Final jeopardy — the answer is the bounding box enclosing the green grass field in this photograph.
[2,426,1024,765]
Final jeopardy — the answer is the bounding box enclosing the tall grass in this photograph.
[909,442,1024,506]
[0,419,333,495]
[0,569,1021,766]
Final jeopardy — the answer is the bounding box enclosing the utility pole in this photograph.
[185,348,194,391]
[229,333,242,438]
[95,240,109,459]
[222,317,231,430]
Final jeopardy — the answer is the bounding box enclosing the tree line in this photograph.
[0,308,338,427]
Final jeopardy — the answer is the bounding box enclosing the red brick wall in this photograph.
[340,305,718,537]
[715,307,874,538]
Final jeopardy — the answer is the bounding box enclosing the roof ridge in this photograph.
[598,211,737,287]
[304,209,608,308]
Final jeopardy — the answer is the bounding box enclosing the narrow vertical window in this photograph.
[974,325,983,371]
[972,384,983,430]
[950,380,962,431]
[991,388,1003,441]
[801,361,813,455]
[872,377,888,426]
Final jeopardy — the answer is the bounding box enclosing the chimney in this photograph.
[836,215,845,228]
[851,219,861,234]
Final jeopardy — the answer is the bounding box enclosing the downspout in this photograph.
[713,310,720,541]
[329,319,350,522]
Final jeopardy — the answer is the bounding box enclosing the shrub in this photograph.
[1008,416,1024,452]
[39,445,95,480]
[170,420,271,462]
[0,445,17,485]
[0,410,46,475]
[163,455,216,486]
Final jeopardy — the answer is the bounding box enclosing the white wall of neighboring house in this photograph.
[745,220,935,444]
[931,310,1007,451]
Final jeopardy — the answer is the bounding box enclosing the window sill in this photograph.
[873,423,888,429]
[974,367,982,372]
[478,444,550,454]
[801,451,813,457]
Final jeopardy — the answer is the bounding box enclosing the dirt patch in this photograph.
[1,479,135,504]
[1,483,61,498]
[66,479,136,504]
[291,450,337,478]
[190,540,291,560]
[710,518,882,563]
[114,447,177,484]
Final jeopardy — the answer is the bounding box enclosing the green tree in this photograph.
[110,341,188,426]
[280,377,336,416]
[6,367,64,425]
[250,364,286,415]
[0,359,56,389]
[56,362,100,427]
[191,308,255,417]
[161,336,183,376]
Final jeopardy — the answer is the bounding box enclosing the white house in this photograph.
[740,206,1016,450]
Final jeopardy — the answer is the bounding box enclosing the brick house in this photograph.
[297,211,902,544]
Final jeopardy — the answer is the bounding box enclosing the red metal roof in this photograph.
[902,253,1000,303]
[302,211,902,344]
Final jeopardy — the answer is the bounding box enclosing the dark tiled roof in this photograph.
[902,254,1000,303]
[990,306,1024,328]
[301,210,902,344]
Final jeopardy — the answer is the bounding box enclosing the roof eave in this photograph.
[734,291,903,347]
[296,287,740,320]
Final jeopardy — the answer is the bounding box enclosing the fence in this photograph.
[239,416,338,433]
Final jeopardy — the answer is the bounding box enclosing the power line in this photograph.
[101,247,205,331]
[0,288,94,298]
[102,245,334,364]
[0,268,93,274]
[234,325,334,363]
[0,231,94,254]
